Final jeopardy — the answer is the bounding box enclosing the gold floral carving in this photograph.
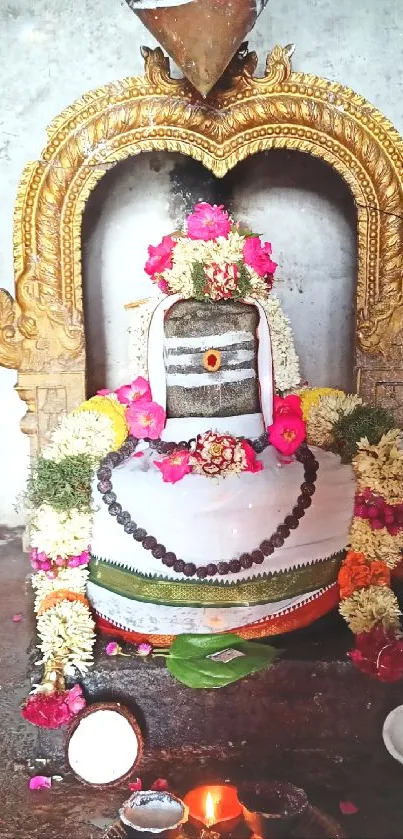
[1,44,403,452]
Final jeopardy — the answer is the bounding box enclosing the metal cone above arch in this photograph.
[124,0,270,96]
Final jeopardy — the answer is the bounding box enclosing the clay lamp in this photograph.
[238,781,308,839]
[183,785,242,837]
[66,702,143,788]
[120,790,188,838]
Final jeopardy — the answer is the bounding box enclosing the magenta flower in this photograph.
[186,202,231,241]
[115,376,152,406]
[30,548,51,572]
[66,684,86,715]
[273,394,303,419]
[127,400,166,440]
[157,278,170,294]
[144,235,176,277]
[67,549,90,569]
[29,775,52,791]
[155,450,191,484]
[128,778,143,792]
[241,441,264,474]
[243,237,277,277]
[152,778,169,791]
[268,415,306,456]
[97,388,111,397]
[105,641,121,656]
[137,642,153,657]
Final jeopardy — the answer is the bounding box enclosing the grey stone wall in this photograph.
[1,0,403,523]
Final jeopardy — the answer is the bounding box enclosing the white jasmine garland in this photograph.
[31,505,93,560]
[37,600,95,674]
[42,411,116,462]
[32,568,89,614]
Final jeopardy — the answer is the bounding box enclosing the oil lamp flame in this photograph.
[205,791,215,827]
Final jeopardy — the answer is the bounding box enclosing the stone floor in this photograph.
[2,525,403,838]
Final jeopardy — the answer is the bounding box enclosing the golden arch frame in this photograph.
[1,44,403,458]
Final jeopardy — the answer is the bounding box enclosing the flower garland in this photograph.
[302,387,403,681]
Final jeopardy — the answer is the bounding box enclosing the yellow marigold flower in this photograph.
[75,395,128,449]
[348,517,403,569]
[339,585,401,634]
[297,387,344,421]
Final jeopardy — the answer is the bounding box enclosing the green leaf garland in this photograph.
[28,454,94,513]
[332,404,395,463]
[166,632,279,689]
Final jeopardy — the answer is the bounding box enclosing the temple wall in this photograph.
[1,0,403,524]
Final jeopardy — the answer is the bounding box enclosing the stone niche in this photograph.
[82,149,357,397]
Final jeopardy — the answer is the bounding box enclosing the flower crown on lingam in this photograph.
[144,202,278,301]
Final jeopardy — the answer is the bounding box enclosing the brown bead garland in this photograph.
[96,434,318,578]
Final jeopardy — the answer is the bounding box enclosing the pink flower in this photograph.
[152,778,169,791]
[115,376,152,406]
[186,203,231,241]
[243,237,277,278]
[137,642,153,657]
[204,262,238,300]
[144,235,176,276]
[105,641,121,656]
[66,684,86,715]
[29,775,52,791]
[128,778,143,792]
[155,450,191,483]
[127,400,166,440]
[22,685,86,729]
[12,613,22,623]
[97,388,111,397]
[339,801,359,816]
[30,548,51,572]
[349,625,403,682]
[67,549,90,569]
[241,441,264,474]
[158,278,170,294]
[273,394,303,419]
[268,415,306,456]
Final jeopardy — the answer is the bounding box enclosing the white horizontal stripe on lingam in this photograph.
[165,349,255,368]
[166,369,256,388]
[164,330,254,351]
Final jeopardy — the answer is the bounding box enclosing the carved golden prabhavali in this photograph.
[1,44,403,459]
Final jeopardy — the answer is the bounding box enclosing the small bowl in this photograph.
[120,790,188,836]
[238,781,308,839]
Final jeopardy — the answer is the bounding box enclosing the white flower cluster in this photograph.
[42,410,116,462]
[164,231,266,298]
[31,504,92,560]
[259,294,300,393]
[37,599,95,674]
[32,567,89,614]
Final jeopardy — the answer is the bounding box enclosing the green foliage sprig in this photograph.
[235,262,252,298]
[332,404,396,463]
[28,454,94,513]
[191,261,207,300]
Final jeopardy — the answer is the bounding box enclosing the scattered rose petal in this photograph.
[128,777,143,792]
[152,778,169,791]
[132,451,144,458]
[29,775,52,790]
[12,614,22,623]
[339,801,359,815]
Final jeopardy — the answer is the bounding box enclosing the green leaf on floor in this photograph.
[167,633,279,689]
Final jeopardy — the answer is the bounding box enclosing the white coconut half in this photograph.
[67,709,140,785]
[383,705,403,765]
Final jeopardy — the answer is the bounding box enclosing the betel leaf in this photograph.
[167,634,279,689]
[169,633,244,660]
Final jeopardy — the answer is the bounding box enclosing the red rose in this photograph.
[349,625,403,683]
[22,685,86,729]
